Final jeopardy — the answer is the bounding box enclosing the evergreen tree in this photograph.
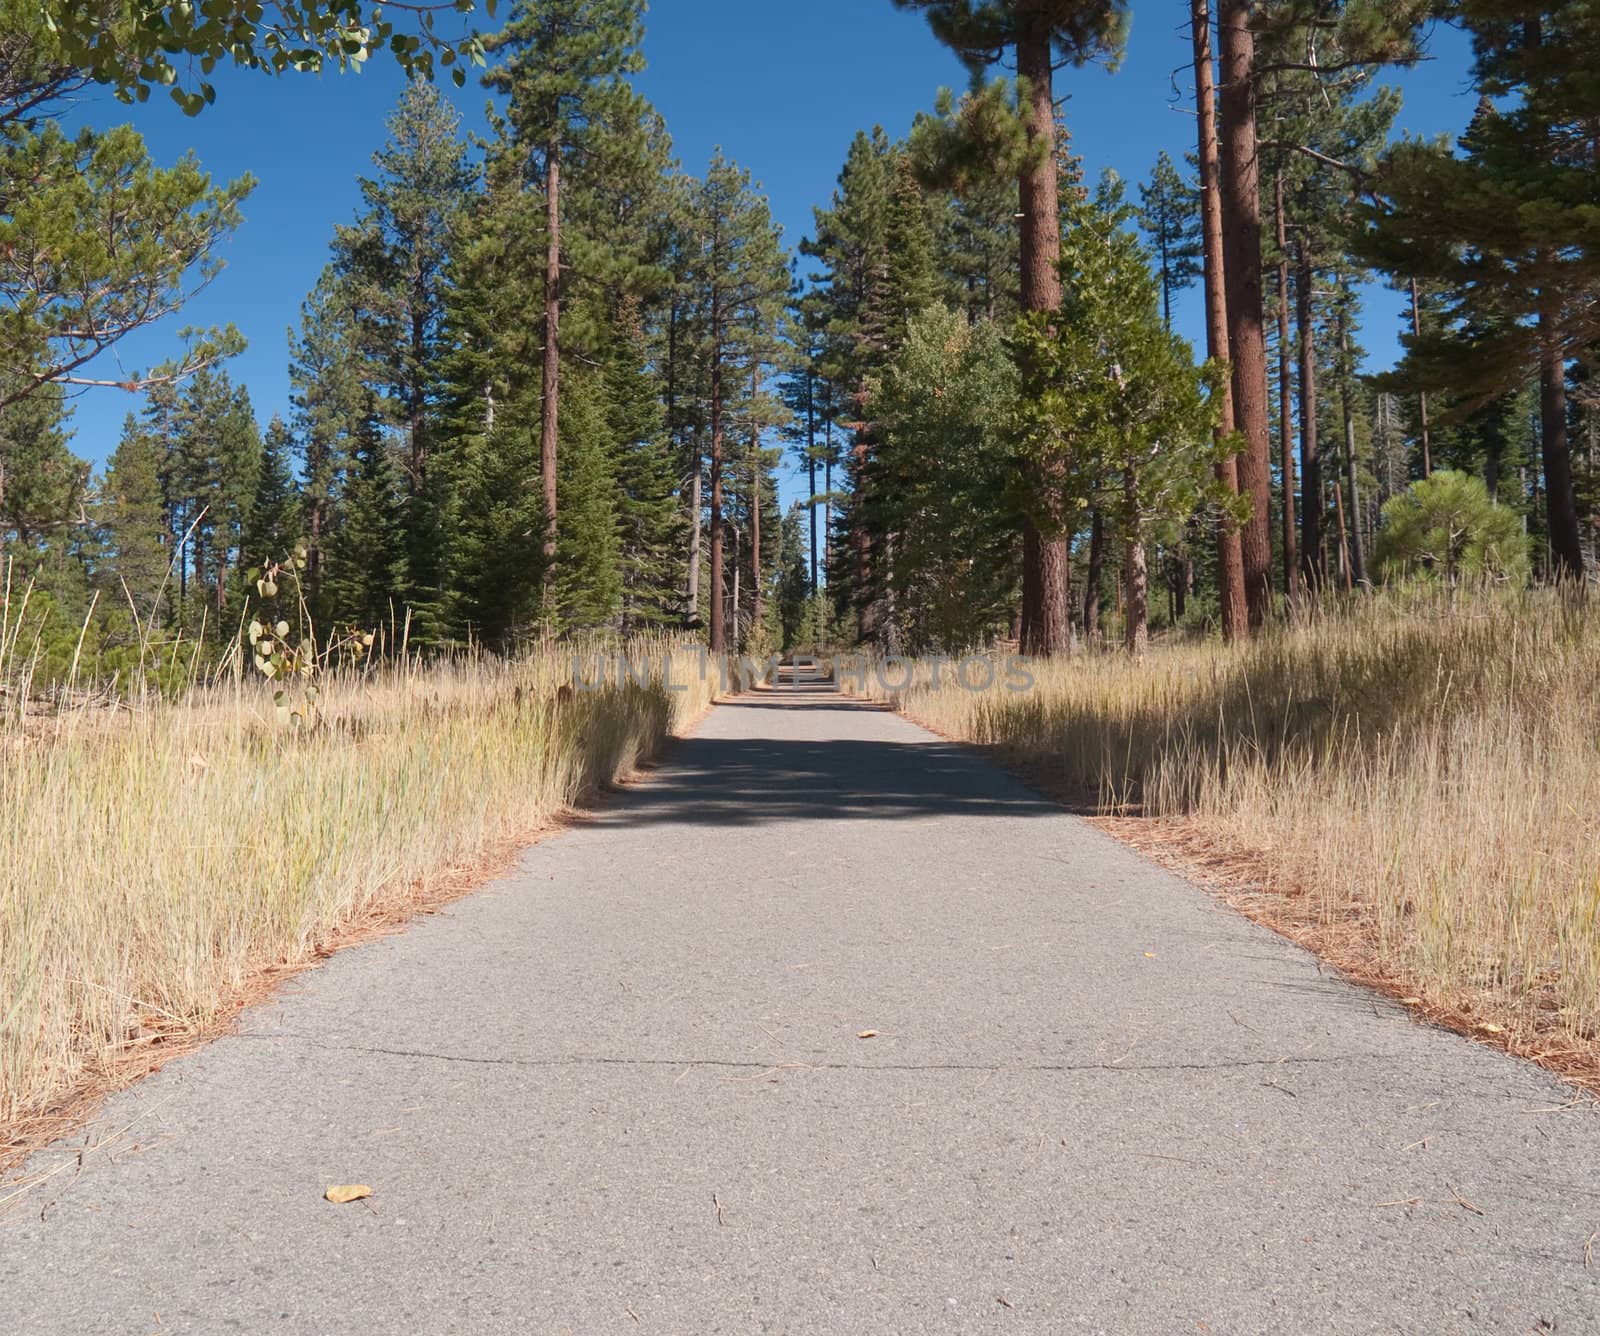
[0,385,83,573]
[604,301,683,629]
[1354,2,1600,578]
[330,80,477,634]
[868,305,1020,651]
[883,153,941,346]
[130,365,260,631]
[481,0,655,589]
[803,128,897,642]
[1260,38,1399,590]
[446,418,546,650]
[1015,176,1224,655]
[99,412,169,626]
[1374,469,1529,587]
[773,503,811,650]
[0,7,251,413]
[1136,151,1202,330]
[680,152,791,653]
[244,415,302,570]
[893,0,1129,654]
[289,273,363,619]
[324,401,408,635]
[552,371,623,630]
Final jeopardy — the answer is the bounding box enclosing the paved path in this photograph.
[4,686,1598,1334]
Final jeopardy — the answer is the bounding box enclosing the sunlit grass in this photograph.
[0,632,716,1133]
[860,590,1600,1060]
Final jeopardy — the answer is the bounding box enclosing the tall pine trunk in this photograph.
[823,415,834,589]
[731,523,740,642]
[1409,277,1433,478]
[686,436,702,625]
[1274,171,1298,598]
[708,302,727,653]
[1217,0,1273,627]
[805,367,819,593]
[540,147,561,578]
[852,428,874,642]
[1338,320,1366,587]
[1538,307,1584,578]
[1017,15,1069,657]
[1124,475,1148,658]
[1295,242,1323,588]
[1084,508,1105,643]
[749,368,763,632]
[1190,0,1247,641]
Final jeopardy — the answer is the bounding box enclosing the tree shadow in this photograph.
[599,705,1063,829]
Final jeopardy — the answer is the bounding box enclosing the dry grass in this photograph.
[856,590,1600,1080]
[0,636,717,1151]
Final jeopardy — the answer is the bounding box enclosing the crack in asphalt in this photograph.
[244,1032,1377,1076]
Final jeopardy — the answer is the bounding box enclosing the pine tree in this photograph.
[330,80,477,634]
[892,0,1128,655]
[1136,151,1202,331]
[680,152,791,653]
[0,11,251,415]
[244,414,302,570]
[883,153,941,346]
[445,418,546,650]
[773,503,811,650]
[132,365,259,631]
[481,0,654,591]
[99,412,170,625]
[604,302,683,630]
[1015,176,1224,655]
[802,128,897,642]
[1258,33,1398,590]
[1354,2,1600,578]
[868,305,1020,651]
[324,401,408,635]
[289,273,363,620]
[551,371,623,630]
[0,384,83,572]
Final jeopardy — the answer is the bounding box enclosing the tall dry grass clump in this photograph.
[869,591,1600,1062]
[1,635,716,1137]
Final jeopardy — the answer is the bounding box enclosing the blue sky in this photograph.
[62,1,1480,510]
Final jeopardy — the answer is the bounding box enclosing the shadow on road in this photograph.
[600,699,1062,828]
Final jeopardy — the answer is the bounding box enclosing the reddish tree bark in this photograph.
[749,368,764,631]
[1274,170,1298,599]
[1190,0,1247,642]
[708,293,727,653]
[1216,0,1274,627]
[1016,13,1070,657]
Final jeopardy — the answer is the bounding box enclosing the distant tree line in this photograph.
[2,0,1596,682]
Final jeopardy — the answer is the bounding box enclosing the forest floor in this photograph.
[3,681,1596,1333]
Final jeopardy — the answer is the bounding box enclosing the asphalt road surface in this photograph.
[3,685,1597,1334]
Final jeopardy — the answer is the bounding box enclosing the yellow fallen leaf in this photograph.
[1475,1023,1505,1035]
[324,1184,372,1204]
[1143,952,1157,959]
[856,1030,878,1039]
